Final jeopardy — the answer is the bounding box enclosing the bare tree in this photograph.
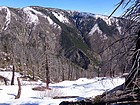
[125,30,140,88]
[115,0,140,89]
[89,2,140,104]
[108,0,140,79]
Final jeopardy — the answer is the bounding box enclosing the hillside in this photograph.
[0,6,131,81]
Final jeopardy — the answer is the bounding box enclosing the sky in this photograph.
[0,0,125,17]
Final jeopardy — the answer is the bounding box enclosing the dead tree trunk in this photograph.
[44,44,50,89]
[15,77,21,99]
[3,78,8,85]
[11,65,15,85]
[45,57,50,89]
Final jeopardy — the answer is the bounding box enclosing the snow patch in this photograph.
[116,19,122,34]
[89,23,102,35]
[52,77,125,98]
[88,24,108,40]
[23,7,40,25]
[23,7,59,28]
[47,16,61,29]
[117,26,122,34]
[0,6,11,30]
[46,16,54,25]
[101,34,108,40]
[52,11,69,23]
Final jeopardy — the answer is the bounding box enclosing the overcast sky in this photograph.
[0,0,125,16]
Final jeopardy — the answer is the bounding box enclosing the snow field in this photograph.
[0,71,125,105]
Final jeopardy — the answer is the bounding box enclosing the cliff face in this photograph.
[0,6,131,81]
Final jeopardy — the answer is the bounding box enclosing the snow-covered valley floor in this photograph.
[0,71,125,105]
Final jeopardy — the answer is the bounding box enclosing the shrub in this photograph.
[37,88,65,99]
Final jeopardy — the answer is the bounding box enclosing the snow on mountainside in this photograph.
[70,11,120,26]
[0,6,11,30]
[47,16,54,25]
[23,7,39,25]
[88,24,107,40]
[70,11,123,38]
[76,12,95,17]
[94,14,117,26]
[21,7,62,30]
[52,11,70,23]
[93,14,122,34]
[88,23,108,40]
[89,23,102,35]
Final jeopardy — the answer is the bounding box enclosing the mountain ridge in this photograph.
[0,6,130,81]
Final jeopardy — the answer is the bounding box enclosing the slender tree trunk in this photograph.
[45,56,50,88]
[60,58,65,81]
[32,66,35,80]
[3,78,8,85]
[11,65,15,85]
[75,66,78,80]
[62,68,65,81]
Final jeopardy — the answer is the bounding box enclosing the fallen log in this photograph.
[59,85,140,105]
[59,100,93,105]
[92,86,140,105]
[53,96,79,99]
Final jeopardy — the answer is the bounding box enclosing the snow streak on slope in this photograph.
[47,16,54,25]
[116,19,122,34]
[46,16,60,29]
[26,7,47,18]
[28,7,56,25]
[52,11,69,23]
[23,7,42,25]
[89,23,102,35]
[23,7,60,29]
[88,23,108,40]
[0,6,11,30]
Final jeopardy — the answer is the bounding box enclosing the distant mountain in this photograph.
[0,6,131,81]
